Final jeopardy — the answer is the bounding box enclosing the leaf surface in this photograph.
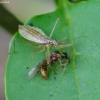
[5,0,100,100]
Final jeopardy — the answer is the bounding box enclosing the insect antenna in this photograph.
[49,18,60,38]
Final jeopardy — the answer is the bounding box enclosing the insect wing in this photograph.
[28,67,39,79]
[28,60,44,79]
[18,25,50,44]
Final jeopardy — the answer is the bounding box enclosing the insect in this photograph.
[28,51,70,80]
[18,18,72,64]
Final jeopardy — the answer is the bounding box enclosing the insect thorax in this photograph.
[48,40,58,46]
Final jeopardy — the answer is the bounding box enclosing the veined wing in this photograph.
[28,60,44,79]
[18,25,51,44]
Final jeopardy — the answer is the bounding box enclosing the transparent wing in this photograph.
[18,25,50,44]
[27,60,44,79]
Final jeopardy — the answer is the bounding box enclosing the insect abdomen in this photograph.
[40,67,48,79]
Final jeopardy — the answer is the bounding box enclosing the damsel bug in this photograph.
[19,18,72,64]
[28,51,70,79]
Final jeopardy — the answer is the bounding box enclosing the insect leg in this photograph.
[48,65,57,74]
[58,58,69,73]
[57,37,68,44]
[49,18,60,38]
[46,46,50,64]
[32,46,45,54]
[14,39,38,47]
[58,58,66,68]
[8,39,38,54]
[58,44,73,48]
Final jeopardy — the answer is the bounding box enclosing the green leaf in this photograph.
[5,0,100,100]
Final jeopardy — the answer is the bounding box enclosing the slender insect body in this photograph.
[19,25,51,44]
[18,18,72,64]
[19,25,59,46]
[28,51,70,80]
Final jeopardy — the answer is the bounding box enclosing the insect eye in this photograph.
[62,52,68,59]
[49,41,53,44]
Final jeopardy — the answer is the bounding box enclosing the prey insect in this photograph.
[28,51,70,80]
[18,18,72,64]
